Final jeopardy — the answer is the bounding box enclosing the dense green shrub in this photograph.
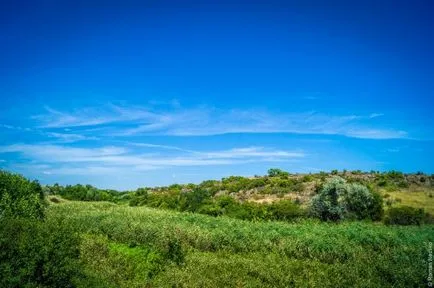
[0,217,82,287]
[198,180,220,195]
[310,177,383,221]
[0,171,85,287]
[310,177,346,221]
[266,200,306,221]
[267,168,289,177]
[179,188,212,212]
[366,192,384,221]
[344,184,384,220]
[302,175,314,182]
[384,206,426,225]
[0,170,45,219]
[45,183,129,203]
[375,171,410,190]
[246,178,267,189]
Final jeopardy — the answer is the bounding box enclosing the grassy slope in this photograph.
[380,188,434,214]
[48,200,433,288]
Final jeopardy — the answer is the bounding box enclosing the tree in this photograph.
[0,170,45,219]
[0,171,82,286]
[267,168,289,177]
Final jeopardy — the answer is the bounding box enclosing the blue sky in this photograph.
[0,0,433,189]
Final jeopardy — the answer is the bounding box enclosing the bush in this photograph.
[302,175,313,182]
[0,170,45,219]
[266,200,305,221]
[384,206,426,225]
[310,177,347,221]
[267,168,289,177]
[397,180,409,188]
[310,177,383,222]
[179,188,212,212]
[344,184,383,220]
[0,171,85,287]
[0,218,82,287]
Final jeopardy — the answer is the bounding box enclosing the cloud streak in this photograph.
[31,104,408,140]
[0,143,304,175]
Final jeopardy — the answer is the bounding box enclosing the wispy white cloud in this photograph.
[0,144,128,162]
[368,113,384,119]
[45,132,99,143]
[127,142,196,153]
[0,143,304,175]
[30,104,406,139]
[345,129,407,139]
[1,123,97,143]
[201,147,304,159]
[32,105,164,128]
[1,124,32,132]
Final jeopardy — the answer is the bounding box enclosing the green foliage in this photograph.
[267,168,289,177]
[130,186,306,223]
[375,171,410,190]
[384,206,426,225]
[301,175,313,182]
[367,192,385,221]
[0,172,84,287]
[198,180,220,195]
[246,177,267,189]
[310,177,383,221]
[266,200,306,221]
[221,176,251,193]
[179,188,212,212]
[45,183,129,203]
[310,177,346,221]
[79,235,165,287]
[0,170,45,219]
[344,184,384,220]
[0,217,82,288]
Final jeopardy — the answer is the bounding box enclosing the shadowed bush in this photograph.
[0,218,82,288]
[384,206,426,225]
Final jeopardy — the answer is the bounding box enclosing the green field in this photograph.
[46,200,432,287]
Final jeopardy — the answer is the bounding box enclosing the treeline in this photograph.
[45,183,131,203]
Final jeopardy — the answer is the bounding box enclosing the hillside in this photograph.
[142,170,434,211]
